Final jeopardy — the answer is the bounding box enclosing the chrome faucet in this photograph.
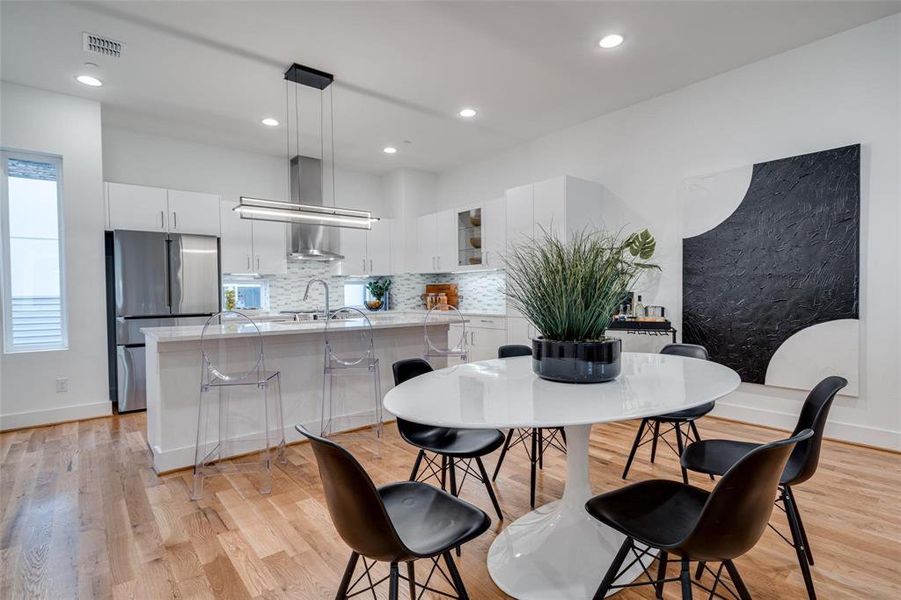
[303,279,330,319]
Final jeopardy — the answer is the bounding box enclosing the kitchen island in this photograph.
[142,313,450,473]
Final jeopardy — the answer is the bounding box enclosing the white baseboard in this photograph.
[0,401,112,432]
[712,402,900,451]
[151,407,384,473]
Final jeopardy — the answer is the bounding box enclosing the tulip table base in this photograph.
[487,424,645,599]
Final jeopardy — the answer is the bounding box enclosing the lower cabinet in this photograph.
[506,316,534,347]
[448,316,508,364]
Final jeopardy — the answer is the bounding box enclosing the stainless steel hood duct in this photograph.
[288,155,344,261]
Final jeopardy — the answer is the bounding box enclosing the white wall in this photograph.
[436,15,901,449]
[0,83,111,429]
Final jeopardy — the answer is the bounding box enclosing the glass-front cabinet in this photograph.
[457,207,483,267]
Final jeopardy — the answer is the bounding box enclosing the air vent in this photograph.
[82,33,124,58]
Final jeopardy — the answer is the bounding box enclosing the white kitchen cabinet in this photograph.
[415,214,437,272]
[106,182,169,232]
[435,209,457,272]
[337,228,368,276]
[467,316,508,361]
[505,184,534,253]
[506,316,533,347]
[251,219,287,275]
[167,190,221,236]
[368,219,392,275]
[532,178,566,241]
[219,200,287,275]
[482,197,506,269]
[335,218,394,276]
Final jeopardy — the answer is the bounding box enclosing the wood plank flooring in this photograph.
[1,414,899,599]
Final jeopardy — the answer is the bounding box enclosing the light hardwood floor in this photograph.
[1,414,899,599]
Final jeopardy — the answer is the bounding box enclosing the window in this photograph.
[1,151,67,352]
[343,282,366,308]
[223,281,267,310]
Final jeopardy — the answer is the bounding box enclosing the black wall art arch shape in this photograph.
[682,144,859,384]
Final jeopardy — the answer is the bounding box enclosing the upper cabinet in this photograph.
[106,182,221,236]
[106,183,169,232]
[482,197,506,269]
[166,190,221,236]
[415,211,456,273]
[333,218,395,276]
[219,200,287,275]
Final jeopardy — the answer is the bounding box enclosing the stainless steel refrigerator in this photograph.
[106,230,220,412]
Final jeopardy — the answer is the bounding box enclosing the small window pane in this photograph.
[2,154,67,352]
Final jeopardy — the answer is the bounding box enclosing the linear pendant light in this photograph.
[236,63,380,230]
[234,196,378,230]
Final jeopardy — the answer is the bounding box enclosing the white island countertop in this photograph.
[141,312,461,343]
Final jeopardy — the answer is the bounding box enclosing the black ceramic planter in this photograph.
[532,337,622,383]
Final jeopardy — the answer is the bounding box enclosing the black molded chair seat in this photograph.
[682,439,809,487]
[380,481,491,558]
[400,422,506,457]
[586,480,710,552]
[655,400,716,421]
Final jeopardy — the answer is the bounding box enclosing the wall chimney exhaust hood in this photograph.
[235,63,379,261]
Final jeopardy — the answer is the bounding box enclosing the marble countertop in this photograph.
[142,313,458,343]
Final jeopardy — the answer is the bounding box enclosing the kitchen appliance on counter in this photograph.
[105,230,221,413]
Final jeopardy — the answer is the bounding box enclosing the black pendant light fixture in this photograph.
[235,63,379,230]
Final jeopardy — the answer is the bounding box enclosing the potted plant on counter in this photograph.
[365,279,392,311]
[505,228,659,383]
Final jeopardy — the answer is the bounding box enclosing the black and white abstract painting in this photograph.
[681,144,860,394]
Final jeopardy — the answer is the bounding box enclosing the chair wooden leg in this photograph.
[786,486,814,565]
[674,424,689,484]
[492,429,515,481]
[409,450,425,481]
[679,558,693,599]
[621,419,647,480]
[406,561,416,600]
[388,562,399,600]
[530,428,538,508]
[335,552,359,599]
[650,420,660,463]
[723,560,752,600]
[475,456,503,521]
[592,537,632,599]
[655,550,668,598]
[784,486,817,599]
[443,552,469,600]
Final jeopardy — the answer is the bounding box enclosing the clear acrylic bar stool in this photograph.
[192,311,285,500]
[321,307,383,438]
[423,304,468,364]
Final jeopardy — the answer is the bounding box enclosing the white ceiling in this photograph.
[2,1,899,174]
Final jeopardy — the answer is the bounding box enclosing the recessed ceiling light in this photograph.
[598,34,624,49]
[383,146,398,154]
[261,118,280,127]
[75,74,103,87]
[459,108,477,118]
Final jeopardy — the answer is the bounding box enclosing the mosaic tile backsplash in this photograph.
[266,262,506,314]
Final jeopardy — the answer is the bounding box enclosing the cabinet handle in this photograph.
[246,256,251,270]
[172,212,177,229]
[160,211,165,229]
[362,259,366,273]
[370,259,373,272]
[256,257,260,271]
[471,330,476,345]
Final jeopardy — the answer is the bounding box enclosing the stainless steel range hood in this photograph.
[288,155,344,261]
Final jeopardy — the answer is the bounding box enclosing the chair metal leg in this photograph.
[559,427,567,445]
[655,550,668,598]
[784,486,817,599]
[443,551,469,600]
[786,485,814,565]
[650,420,660,463]
[410,450,425,481]
[273,373,287,463]
[592,537,632,599]
[530,428,538,508]
[388,562,399,600]
[260,380,273,495]
[335,552,359,599]
[492,429,515,481]
[694,561,705,580]
[688,420,714,480]
[449,458,458,497]
[622,419,647,480]
[440,455,448,491]
[406,561,416,600]
[679,558,693,599]
[475,456,503,521]
[723,560,752,600]
[674,424,689,484]
[538,428,545,469]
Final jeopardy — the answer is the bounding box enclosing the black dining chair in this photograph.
[491,344,567,508]
[392,358,505,521]
[587,428,814,600]
[681,375,847,600]
[295,426,491,600]
[622,343,714,484]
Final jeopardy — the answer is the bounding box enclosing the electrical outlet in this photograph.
[56,377,68,393]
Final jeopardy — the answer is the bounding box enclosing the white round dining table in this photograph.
[382,352,741,599]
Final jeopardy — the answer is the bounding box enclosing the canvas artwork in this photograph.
[681,144,860,395]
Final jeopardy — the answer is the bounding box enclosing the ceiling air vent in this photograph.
[82,32,124,58]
